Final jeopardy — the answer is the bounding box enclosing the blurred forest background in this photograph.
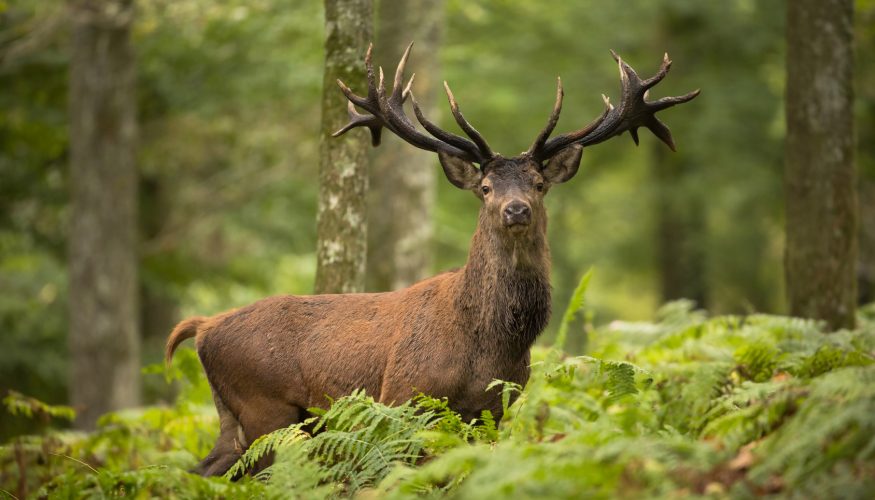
[1,0,874,438]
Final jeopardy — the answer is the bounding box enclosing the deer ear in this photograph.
[542,144,583,184]
[438,150,481,190]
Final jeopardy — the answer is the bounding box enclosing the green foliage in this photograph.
[751,366,875,491]
[225,390,498,497]
[3,390,74,422]
[0,349,236,498]
[4,291,875,497]
[552,268,593,352]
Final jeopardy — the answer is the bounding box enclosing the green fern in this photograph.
[734,341,782,382]
[699,379,803,449]
[224,422,311,479]
[225,390,482,494]
[553,268,593,352]
[486,379,523,417]
[8,274,875,498]
[576,356,649,404]
[3,390,75,422]
[751,365,875,491]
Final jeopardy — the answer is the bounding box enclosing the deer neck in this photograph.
[457,213,552,358]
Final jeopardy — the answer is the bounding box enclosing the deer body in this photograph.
[167,43,697,476]
[188,218,549,417]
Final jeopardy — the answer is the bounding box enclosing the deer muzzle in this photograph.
[503,201,532,228]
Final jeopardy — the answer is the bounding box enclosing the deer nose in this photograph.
[503,201,531,226]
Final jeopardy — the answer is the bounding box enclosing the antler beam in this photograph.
[531,51,700,161]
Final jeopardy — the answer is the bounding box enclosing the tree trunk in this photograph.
[138,175,179,351]
[859,182,875,304]
[856,6,875,306]
[315,0,373,294]
[784,0,857,329]
[366,0,442,292]
[68,0,140,429]
[653,144,707,307]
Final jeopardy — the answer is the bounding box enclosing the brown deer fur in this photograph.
[166,44,697,477]
[166,155,560,477]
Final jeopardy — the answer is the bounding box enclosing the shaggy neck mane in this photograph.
[456,211,552,359]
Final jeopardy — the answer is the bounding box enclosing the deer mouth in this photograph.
[504,220,531,234]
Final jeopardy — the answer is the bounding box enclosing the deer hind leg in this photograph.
[238,399,304,474]
[194,387,246,477]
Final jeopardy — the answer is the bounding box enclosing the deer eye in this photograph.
[481,185,491,195]
[535,182,545,192]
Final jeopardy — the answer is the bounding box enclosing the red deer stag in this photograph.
[166,43,698,476]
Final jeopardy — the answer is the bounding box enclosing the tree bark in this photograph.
[366,0,442,292]
[859,182,875,304]
[856,6,875,306]
[315,0,373,294]
[68,0,140,429]
[784,0,857,329]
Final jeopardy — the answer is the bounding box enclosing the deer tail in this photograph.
[165,316,207,367]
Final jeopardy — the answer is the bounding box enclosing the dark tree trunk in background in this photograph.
[650,8,708,310]
[785,0,857,329]
[859,183,875,304]
[857,7,875,307]
[366,0,442,292]
[315,0,373,294]
[139,176,179,352]
[653,144,707,307]
[68,0,140,429]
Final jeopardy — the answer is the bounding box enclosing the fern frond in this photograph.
[553,268,593,352]
[3,391,76,422]
[224,422,311,479]
[751,366,875,490]
[734,341,782,382]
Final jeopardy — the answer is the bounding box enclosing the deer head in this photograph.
[333,43,699,239]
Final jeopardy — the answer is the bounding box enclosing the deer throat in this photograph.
[458,227,552,359]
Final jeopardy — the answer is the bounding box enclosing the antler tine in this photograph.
[527,77,565,156]
[332,99,383,146]
[364,43,379,102]
[535,105,610,160]
[402,74,415,100]
[443,81,495,160]
[410,93,482,153]
[649,89,701,112]
[539,50,699,158]
[377,66,386,103]
[333,42,488,163]
[389,42,414,106]
[642,52,672,90]
[336,78,369,109]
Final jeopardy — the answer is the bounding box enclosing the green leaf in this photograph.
[553,268,594,352]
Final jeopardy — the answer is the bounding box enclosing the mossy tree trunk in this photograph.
[784,0,857,329]
[315,0,374,294]
[68,0,140,429]
[366,0,442,292]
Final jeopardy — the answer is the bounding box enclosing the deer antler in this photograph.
[333,43,495,164]
[335,44,698,165]
[529,51,700,161]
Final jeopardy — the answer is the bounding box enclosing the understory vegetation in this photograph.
[3,282,875,498]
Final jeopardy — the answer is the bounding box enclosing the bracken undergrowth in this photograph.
[3,275,875,499]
